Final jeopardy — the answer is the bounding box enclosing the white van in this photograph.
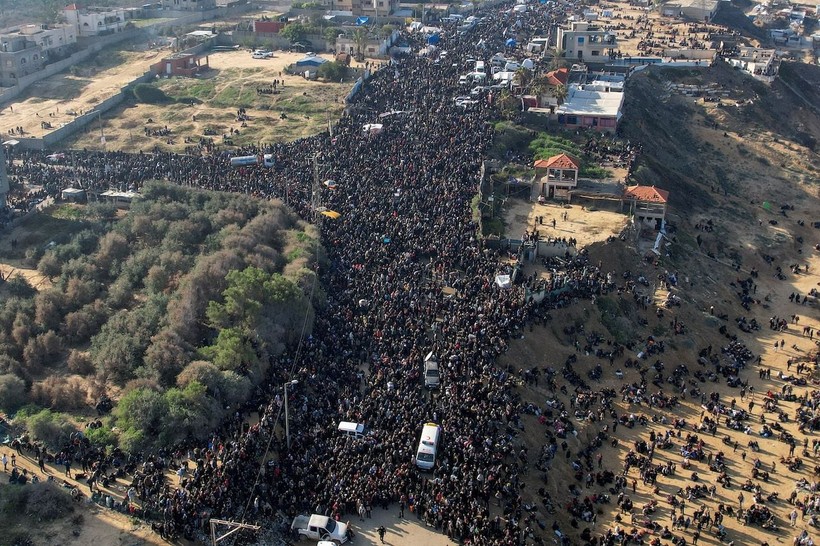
[475,60,486,74]
[415,423,441,470]
[338,422,365,439]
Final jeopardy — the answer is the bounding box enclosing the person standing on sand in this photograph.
[1,453,6,472]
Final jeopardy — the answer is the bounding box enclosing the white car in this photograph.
[252,50,272,59]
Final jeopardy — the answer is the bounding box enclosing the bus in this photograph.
[415,423,441,470]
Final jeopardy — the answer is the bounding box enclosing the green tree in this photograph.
[200,326,257,372]
[317,61,349,82]
[5,274,36,299]
[353,27,369,58]
[159,381,220,445]
[552,83,568,105]
[24,409,76,451]
[280,22,307,43]
[0,374,26,413]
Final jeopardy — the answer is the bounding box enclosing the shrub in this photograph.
[132,83,174,104]
[31,377,87,411]
[85,425,117,448]
[23,482,74,521]
[23,409,76,450]
[5,274,36,299]
[0,374,27,413]
[67,350,94,375]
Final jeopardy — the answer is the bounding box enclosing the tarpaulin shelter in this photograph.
[356,16,369,25]
[321,210,341,219]
[505,38,517,47]
[427,34,441,45]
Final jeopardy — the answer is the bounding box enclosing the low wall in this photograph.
[0,29,143,106]
[14,69,155,150]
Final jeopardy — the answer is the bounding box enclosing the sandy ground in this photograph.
[0,46,169,139]
[65,50,358,152]
[504,198,628,248]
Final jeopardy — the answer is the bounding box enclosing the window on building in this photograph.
[566,116,577,125]
[577,37,584,44]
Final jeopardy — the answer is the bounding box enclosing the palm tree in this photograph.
[552,83,568,105]
[353,27,368,60]
[515,67,532,91]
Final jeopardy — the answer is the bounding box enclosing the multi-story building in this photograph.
[62,4,139,37]
[15,24,77,59]
[333,0,398,17]
[160,0,217,12]
[556,21,616,61]
[0,34,44,86]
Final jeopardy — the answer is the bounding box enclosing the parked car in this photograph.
[424,352,440,389]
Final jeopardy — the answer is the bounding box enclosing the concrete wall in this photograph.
[12,69,155,150]
[0,29,142,106]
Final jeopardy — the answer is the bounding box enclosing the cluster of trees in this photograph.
[0,182,321,452]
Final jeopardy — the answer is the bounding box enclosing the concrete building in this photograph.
[663,0,720,22]
[623,185,669,225]
[161,0,217,11]
[62,4,139,37]
[0,34,44,86]
[333,0,398,17]
[150,51,210,76]
[533,153,580,200]
[724,47,779,78]
[11,24,77,59]
[556,21,616,61]
[555,82,624,133]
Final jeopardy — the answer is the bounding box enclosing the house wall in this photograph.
[161,0,217,11]
[0,29,141,105]
[558,114,618,133]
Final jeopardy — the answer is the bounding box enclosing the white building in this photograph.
[62,4,138,37]
[556,21,616,61]
[15,24,76,58]
[725,47,779,78]
[556,82,624,133]
[662,0,720,22]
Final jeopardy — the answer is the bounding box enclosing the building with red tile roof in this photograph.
[545,67,569,87]
[533,153,580,200]
[623,185,669,225]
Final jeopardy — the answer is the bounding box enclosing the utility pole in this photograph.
[98,110,105,151]
[209,519,260,545]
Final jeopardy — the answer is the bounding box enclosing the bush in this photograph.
[132,83,174,105]
[0,374,27,413]
[31,377,87,411]
[85,425,117,448]
[23,409,76,450]
[23,482,74,521]
[67,350,94,375]
[4,275,36,299]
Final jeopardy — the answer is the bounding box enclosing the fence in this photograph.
[0,29,143,106]
[12,69,155,150]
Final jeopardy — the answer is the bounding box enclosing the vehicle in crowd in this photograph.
[338,421,366,439]
[424,352,440,389]
[229,154,275,168]
[415,422,441,470]
[291,514,349,544]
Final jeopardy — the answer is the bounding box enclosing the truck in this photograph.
[291,514,349,544]
[229,154,274,168]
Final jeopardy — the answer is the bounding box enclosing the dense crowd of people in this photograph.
[2,1,818,546]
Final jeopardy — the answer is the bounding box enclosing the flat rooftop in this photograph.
[556,84,625,118]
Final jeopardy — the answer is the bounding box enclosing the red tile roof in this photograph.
[545,67,569,87]
[534,153,580,170]
[624,185,669,203]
